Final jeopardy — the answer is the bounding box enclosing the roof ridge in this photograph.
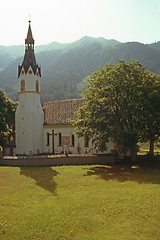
[43,98,85,104]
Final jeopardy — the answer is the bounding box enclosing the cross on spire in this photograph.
[29,14,31,22]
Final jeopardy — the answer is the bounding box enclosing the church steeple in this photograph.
[18,21,41,77]
[25,20,35,50]
[15,21,44,155]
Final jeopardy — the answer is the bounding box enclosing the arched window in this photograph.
[59,133,62,146]
[20,80,25,92]
[71,134,75,147]
[36,80,39,92]
[46,132,50,146]
[84,136,89,148]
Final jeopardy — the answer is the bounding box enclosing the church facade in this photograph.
[15,22,114,155]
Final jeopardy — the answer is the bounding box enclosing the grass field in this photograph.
[139,142,160,154]
[0,163,160,240]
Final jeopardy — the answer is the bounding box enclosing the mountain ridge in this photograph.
[0,36,160,103]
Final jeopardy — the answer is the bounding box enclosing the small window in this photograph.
[71,134,75,147]
[36,80,39,92]
[47,133,50,146]
[59,133,62,146]
[29,70,32,74]
[84,136,89,148]
[20,80,25,92]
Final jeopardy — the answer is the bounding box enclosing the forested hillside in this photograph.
[0,36,160,103]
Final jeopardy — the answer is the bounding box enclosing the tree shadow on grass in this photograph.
[20,167,59,195]
[85,163,160,184]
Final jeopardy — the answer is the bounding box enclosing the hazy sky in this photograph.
[1,0,160,46]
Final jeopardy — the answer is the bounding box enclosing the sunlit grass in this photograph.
[0,164,160,240]
[138,142,160,154]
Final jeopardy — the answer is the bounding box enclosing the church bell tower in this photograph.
[15,21,44,155]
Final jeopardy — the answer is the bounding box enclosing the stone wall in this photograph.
[0,153,116,166]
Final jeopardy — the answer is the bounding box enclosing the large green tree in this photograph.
[140,75,160,156]
[74,61,160,161]
[0,89,16,147]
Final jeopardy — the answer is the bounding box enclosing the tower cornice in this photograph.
[18,91,40,95]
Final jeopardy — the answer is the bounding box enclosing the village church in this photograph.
[15,21,114,156]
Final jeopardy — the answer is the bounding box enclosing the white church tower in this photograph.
[15,21,44,155]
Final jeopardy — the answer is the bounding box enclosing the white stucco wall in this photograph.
[15,67,44,155]
[16,92,44,155]
[43,125,114,155]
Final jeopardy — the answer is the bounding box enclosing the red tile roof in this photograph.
[42,98,86,125]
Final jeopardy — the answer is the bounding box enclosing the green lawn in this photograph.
[138,142,160,154]
[0,163,160,240]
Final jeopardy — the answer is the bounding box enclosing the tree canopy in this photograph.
[74,61,160,160]
[0,89,17,148]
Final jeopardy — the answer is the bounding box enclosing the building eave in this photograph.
[43,124,73,128]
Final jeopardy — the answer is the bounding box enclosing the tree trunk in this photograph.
[130,149,137,162]
[149,139,154,156]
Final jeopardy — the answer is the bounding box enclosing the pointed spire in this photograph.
[18,21,41,77]
[25,20,35,47]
